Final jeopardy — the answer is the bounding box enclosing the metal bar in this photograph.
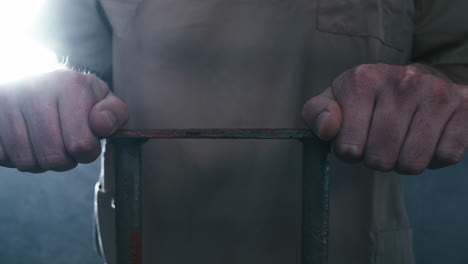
[302,140,330,264]
[113,129,317,140]
[113,138,145,264]
[111,129,328,264]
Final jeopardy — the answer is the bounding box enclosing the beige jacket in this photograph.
[37,0,468,263]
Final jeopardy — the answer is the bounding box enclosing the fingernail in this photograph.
[315,111,330,137]
[101,110,116,132]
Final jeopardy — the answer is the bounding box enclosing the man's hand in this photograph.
[302,63,468,175]
[0,70,129,173]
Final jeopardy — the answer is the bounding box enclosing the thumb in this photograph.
[89,91,129,137]
[302,87,342,141]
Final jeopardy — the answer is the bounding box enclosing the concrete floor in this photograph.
[0,155,466,263]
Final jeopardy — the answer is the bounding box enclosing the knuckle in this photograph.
[348,64,381,95]
[334,142,364,161]
[403,65,420,75]
[352,64,377,82]
[42,70,100,94]
[59,71,100,93]
[364,154,395,171]
[424,77,454,106]
[398,66,420,91]
[431,85,451,103]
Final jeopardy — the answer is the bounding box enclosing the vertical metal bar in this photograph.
[301,139,330,264]
[114,139,145,264]
[110,129,328,264]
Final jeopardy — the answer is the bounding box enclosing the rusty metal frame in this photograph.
[110,129,329,264]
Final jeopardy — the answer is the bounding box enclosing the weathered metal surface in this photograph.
[113,129,317,140]
[112,139,145,264]
[110,129,328,264]
[302,140,330,264]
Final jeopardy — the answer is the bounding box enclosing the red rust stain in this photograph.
[266,129,278,137]
[130,230,142,264]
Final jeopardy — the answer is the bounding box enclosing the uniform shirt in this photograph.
[37,1,468,264]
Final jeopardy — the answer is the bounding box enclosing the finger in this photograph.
[89,91,129,137]
[428,110,467,169]
[302,87,342,141]
[332,66,378,161]
[397,106,454,175]
[0,91,41,172]
[21,92,77,172]
[58,73,101,163]
[363,91,417,171]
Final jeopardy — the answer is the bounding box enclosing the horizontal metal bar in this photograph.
[113,129,318,140]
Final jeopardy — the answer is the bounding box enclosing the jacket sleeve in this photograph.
[412,0,468,65]
[35,0,112,80]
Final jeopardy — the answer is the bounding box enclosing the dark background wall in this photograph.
[0,162,102,264]
[404,154,468,264]
[0,155,466,264]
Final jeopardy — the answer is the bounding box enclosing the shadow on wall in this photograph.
[404,153,468,264]
[0,161,102,264]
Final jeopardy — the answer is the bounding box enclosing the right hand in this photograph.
[0,70,129,173]
[302,64,468,174]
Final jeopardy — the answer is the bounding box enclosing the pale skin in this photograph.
[0,70,128,173]
[0,63,466,174]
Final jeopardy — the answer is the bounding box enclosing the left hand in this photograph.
[302,63,468,174]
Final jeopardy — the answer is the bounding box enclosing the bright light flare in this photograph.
[0,0,63,85]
